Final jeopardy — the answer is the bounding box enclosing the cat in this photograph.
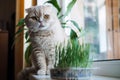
[18,5,67,80]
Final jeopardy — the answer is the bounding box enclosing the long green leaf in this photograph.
[70,29,77,40]
[25,38,31,43]
[69,20,81,31]
[69,20,80,39]
[64,0,77,18]
[25,31,29,40]
[25,44,32,64]
[62,25,69,28]
[45,0,61,15]
[15,27,26,35]
[16,18,25,26]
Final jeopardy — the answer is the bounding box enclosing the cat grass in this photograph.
[54,40,91,68]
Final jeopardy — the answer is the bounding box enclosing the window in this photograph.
[84,0,107,60]
[73,0,120,60]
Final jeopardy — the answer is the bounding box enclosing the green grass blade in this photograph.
[54,39,91,68]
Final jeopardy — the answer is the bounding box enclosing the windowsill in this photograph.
[93,76,120,80]
[93,60,120,77]
[29,74,120,80]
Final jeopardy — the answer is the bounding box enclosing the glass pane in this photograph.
[84,0,107,60]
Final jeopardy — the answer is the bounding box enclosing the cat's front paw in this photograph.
[46,65,54,75]
[37,70,46,75]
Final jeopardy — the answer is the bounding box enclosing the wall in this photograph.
[0,32,8,80]
[0,0,16,80]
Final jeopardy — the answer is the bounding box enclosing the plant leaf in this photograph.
[25,38,31,43]
[16,18,25,27]
[45,0,61,15]
[25,31,29,40]
[72,21,86,37]
[58,14,64,20]
[15,27,26,35]
[69,20,81,31]
[69,20,85,38]
[70,29,77,40]
[25,44,32,64]
[64,0,77,18]
[62,25,69,28]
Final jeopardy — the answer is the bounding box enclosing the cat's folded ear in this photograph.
[44,5,57,15]
[25,8,32,13]
[45,5,52,8]
[25,7,35,13]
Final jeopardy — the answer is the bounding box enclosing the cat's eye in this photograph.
[44,14,49,19]
[30,16,37,20]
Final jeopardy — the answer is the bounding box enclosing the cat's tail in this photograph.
[17,67,36,80]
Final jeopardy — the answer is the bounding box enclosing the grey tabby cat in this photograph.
[18,5,67,80]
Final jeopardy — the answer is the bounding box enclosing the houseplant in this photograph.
[50,39,92,80]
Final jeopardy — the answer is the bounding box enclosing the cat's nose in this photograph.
[38,20,42,23]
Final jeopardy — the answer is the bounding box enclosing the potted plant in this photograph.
[50,39,92,80]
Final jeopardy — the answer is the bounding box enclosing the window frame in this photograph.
[106,0,120,59]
